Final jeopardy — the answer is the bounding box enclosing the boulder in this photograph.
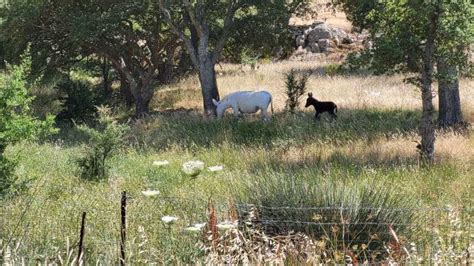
[318,39,331,52]
[342,37,355,44]
[291,21,367,56]
[295,35,305,47]
[306,24,333,44]
[308,43,320,53]
[332,28,349,40]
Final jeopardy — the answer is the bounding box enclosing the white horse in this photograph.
[212,91,274,121]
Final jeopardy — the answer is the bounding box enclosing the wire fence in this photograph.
[2,192,472,264]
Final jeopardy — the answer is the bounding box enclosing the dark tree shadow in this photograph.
[49,107,421,154]
[132,108,420,151]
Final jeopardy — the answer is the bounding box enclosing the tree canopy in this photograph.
[158,0,308,115]
[336,0,473,161]
[1,0,185,116]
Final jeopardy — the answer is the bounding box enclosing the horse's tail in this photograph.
[270,96,274,114]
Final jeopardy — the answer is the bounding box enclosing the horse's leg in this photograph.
[260,107,270,122]
[332,109,337,119]
[232,105,241,117]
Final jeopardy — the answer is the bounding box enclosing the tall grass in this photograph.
[237,172,422,260]
[1,60,473,264]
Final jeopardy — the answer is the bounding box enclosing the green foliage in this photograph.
[1,107,472,263]
[0,155,16,197]
[1,0,184,115]
[0,53,56,197]
[338,0,473,75]
[324,63,342,76]
[333,0,383,31]
[0,54,56,150]
[239,49,259,68]
[77,106,129,181]
[239,173,421,260]
[435,0,474,71]
[338,51,373,74]
[56,78,104,124]
[224,0,308,61]
[284,69,310,113]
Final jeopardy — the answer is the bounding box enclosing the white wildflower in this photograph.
[216,220,237,230]
[153,160,170,166]
[141,190,160,197]
[208,165,224,172]
[184,226,201,232]
[194,223,206,229]
[161,216,178,224]
[184,222,206,233]
[182,160,205,176]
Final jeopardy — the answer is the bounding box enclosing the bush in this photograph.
[284,69,310,113]
[324,63,342,76]
[238,173,421,262]
[338,51,373,74]
[56,78,104,124]
[0,156,17,198]
[0,52,56,197]
[77,106,129,180]
[30,81,64,120]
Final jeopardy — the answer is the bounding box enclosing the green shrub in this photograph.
[284,69,310,113]
[77,106,129,180]
[324,63,342,76]
[31,81,64,119]
[56,78,104,124]
[0,156,17,197]
[0,52,56,197]
[339,51,373,74]
[238,173,421,261]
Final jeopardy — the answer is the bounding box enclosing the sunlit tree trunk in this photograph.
[418,3,439,163]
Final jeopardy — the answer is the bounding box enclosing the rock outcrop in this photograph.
[290,21,366,58]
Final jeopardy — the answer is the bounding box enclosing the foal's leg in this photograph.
[314,111,320,121]
[331,109,338,119]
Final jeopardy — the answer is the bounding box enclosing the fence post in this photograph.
[120,191,127,265]
[77,212,86,264]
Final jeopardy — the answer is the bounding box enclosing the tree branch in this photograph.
[211,0,240,65]
[182,0,203,37]
[158,0,200,69]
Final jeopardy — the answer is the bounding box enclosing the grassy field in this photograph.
[1,60,473,264]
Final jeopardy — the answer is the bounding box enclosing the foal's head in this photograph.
[305,92,318,108]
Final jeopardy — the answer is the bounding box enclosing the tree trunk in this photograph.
[134,93,152,117]
[418,5,438,163]
[120,81,134,108]
[118,74,134,108]
[420,72,436,163]
[131,76,155,118]
[437,58,463,128]
[198,56,220,117]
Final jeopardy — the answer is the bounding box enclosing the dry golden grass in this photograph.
[164,60,474,117]
[152,59,474,166]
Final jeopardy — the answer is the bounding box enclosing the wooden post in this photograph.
[120,191,127,265]
[77,212,86,264]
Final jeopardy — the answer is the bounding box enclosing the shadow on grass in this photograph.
[248,149,421,177]
[129,108,420,151]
